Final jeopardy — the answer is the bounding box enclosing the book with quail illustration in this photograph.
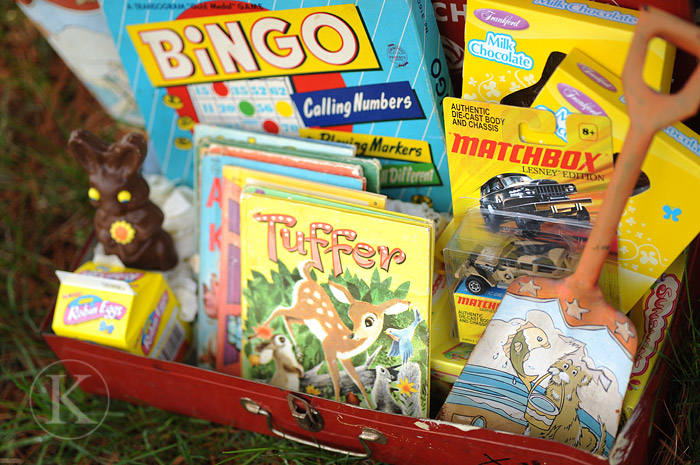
[238,188,434,417]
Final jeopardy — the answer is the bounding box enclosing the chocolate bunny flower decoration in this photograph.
[69,129,178,271]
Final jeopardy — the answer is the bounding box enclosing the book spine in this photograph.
[196,156,221,369]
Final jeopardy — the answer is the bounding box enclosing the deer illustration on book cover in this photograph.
[239,191,433,417]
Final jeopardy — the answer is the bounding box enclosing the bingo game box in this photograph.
[100,0,455,211]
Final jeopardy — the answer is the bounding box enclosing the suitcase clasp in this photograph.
[240,396,387,459]
[287,393,324,432]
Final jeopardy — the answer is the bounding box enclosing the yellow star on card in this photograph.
[565,298,590,320]
[614,320,634,342]
[517,278,541,297]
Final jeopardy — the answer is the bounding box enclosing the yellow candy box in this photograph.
[529,47,700,311]
[52,262,191,360]
[461,0,675,103]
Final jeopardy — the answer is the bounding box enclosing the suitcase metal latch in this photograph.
[240,396,387,459]
[287,393,324,432]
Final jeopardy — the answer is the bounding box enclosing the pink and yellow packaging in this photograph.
[622,251,686,421]
[461,0,675,102]
[530,47,700,310]
[52,262,191,360]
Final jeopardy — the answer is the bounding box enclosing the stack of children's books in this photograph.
[194,125,435,417]
[98,0,452,417]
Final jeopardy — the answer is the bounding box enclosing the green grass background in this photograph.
[1,1,698,463]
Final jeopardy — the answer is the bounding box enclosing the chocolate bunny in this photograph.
[69,129,178,271]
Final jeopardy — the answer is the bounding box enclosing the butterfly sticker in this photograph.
[662,205,681,222]
[100,320,114,334]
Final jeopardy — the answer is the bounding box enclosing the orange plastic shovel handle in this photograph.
[574,6,700,291]
[625,6,700,134]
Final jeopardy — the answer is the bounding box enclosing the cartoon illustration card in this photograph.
[437,285,636,456]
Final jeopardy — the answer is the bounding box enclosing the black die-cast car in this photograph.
[479,173,592,231]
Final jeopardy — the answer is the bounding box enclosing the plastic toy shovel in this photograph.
[438,6,700,456]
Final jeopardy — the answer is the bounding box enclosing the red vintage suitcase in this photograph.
[40,325,675,464]
[42,241,697,464]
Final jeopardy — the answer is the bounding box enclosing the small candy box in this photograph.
[460,0,676,102]
[52,262,191,361]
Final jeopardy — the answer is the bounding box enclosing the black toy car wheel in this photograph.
[482,204,502,231]
[466,276,488,295]
[515,215,540,232]
[576,207,590,223]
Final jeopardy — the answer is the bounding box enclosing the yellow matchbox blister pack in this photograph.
[461,0,675,103]
[52,262,191,360]
[444,97,614,221]
[442,210,620,345]
[443,97,621,342]
[529,47,700,311]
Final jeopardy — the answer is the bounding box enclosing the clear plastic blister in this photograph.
[443,208,619,344]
